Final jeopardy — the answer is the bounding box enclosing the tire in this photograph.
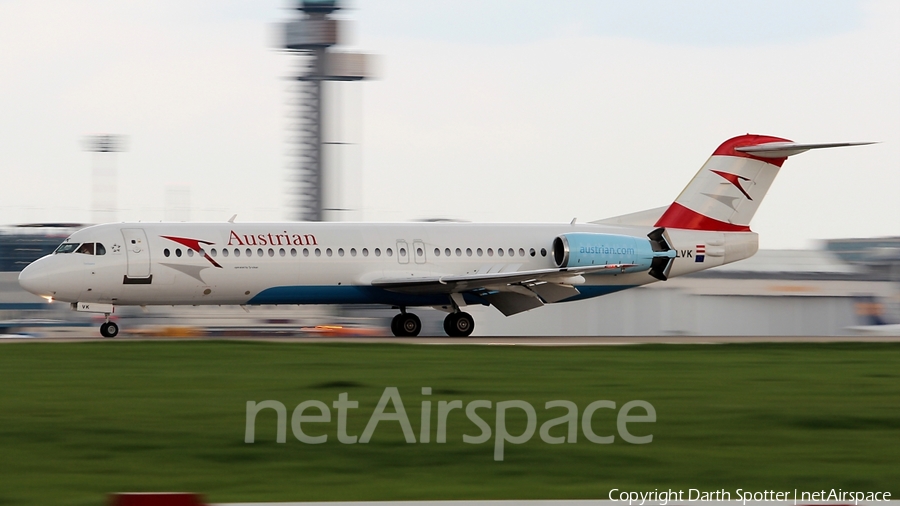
[444,312,474,337]
[443,313,455,336]
[100,322,119,338]
[390,314,404,337]
[399,313,421,337]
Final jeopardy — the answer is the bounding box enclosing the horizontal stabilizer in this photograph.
[735,141,875,158]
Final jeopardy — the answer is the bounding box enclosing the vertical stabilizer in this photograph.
[655,135,872,231]
[655,134,790,231]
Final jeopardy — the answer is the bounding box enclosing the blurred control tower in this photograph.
[283,0,373,222]
[84,134,126,224]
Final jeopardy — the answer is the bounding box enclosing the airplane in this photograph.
[18,134,871,338]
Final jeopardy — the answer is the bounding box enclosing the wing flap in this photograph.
[527,282,581,303]
[479,291,544,316]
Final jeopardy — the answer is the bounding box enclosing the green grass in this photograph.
[0,341,898,505]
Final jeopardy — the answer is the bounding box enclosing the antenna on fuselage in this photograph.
[228,214,237,223]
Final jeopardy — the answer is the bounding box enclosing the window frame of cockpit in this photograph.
[56,242,107,255]
[55,243,80,254]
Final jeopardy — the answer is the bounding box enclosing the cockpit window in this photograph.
[55,243,79,254]
[96,243,106,255]
[76,243,95,255]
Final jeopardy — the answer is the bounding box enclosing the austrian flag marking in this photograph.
[695,244,706,263]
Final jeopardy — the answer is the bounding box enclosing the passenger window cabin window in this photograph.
[445,248,451,257]
[338,248,344,257]
[399,248,406,257]
[246,248,252,257]
[303,248,310,257]
[326,248,333,257]
[498,248,504,257]
[222,248,229,257]
[387,248,393,257]
[509,248,515,257]
[268,248,274,257]
[374,248,381,257]
[518,248,525,257]
[416,247,423,257]
[210,248,217,257]
[291,248,297,257]
[351,248,357,257]
[530,248,536,257]
[257,248,264,257]
[164,248,171,257]
[541,248,547,257]
[315,248,322,257]
[477,248,483,257]
[175,249,182,258]
[487,248,493,257]
[234,249,240,257]
[280,248,286,257]
[466,248,472,257]
[362,248,369,257]
[187,249,194,257]
[434,248,440,256]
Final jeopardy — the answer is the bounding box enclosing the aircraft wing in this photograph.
[370,263,635,316]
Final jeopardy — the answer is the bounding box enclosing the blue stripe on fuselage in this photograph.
[247,284,635,307]
[248,286,487,307]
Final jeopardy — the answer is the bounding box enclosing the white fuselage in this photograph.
[18,221,757,310]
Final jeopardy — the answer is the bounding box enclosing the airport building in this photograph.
[473,248,898,336]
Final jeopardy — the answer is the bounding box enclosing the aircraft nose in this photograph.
[18,262,50,297]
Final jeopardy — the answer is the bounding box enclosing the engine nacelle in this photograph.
[551,232,675,277]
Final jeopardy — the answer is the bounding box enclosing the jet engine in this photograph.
[551,228,676,280]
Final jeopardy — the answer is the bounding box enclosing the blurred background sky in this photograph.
[0,0,897,248]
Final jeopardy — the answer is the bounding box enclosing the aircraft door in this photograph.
[396,240,409,264]
[121,228,152,279]
[413,240,426,264]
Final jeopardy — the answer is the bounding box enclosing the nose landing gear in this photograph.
[100,314,119,338]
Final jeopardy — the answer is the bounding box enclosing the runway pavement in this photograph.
[2,333,900,344]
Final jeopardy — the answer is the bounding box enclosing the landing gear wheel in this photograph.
[390,314,403,336]
[444,312,474,337]
[390,313,421,337]
[100,322,119,338]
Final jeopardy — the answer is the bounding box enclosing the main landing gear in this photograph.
[390,311,422,337]
[100,314,119,338]
[443,312,474,337]
[388,308,475,337]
